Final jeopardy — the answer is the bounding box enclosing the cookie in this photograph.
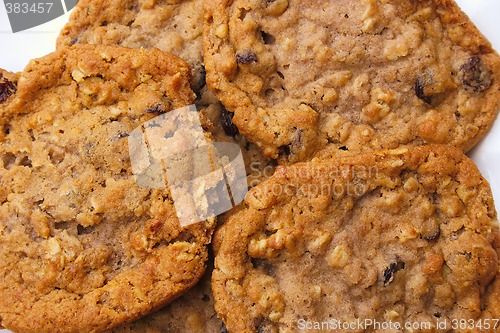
[57,0,206,93]
[107,259,225,333]
[0,44,216,333]
[199,101,277,189]
[204,0,500,162]
[212,145,500,333]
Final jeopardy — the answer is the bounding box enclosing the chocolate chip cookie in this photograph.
[204,0,500,163]
[0,44,216,333]
[212,145,499,332]
[57,0,206,92]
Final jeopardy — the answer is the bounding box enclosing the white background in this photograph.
[0,1,499,332]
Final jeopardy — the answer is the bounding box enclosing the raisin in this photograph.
[421,227,440,241]
[460,55,492,92]
[221,323,229,333]
[383,257,405,286]
[146,104,166,114]
[221,106,239,137]
[236,50,258,64]
[415,75,432,104]
[0,74,17,103]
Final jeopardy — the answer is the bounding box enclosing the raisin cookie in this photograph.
[199,101,276,188]
[107,260,226,333]
[212,145,499,333]
[204,0,500,162]
[57,0,206,92]
[0,44,216,333]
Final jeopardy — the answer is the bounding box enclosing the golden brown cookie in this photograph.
[212,145,499,332]
[199,101,277,189]
[204,0,500,163]
[57,0,206,93]
[107,260,225,333]
[0,44,216,333]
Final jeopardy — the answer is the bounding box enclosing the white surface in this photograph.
[0,0,499,332]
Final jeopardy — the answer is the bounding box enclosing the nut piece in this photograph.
[215,24,228,39]
[264,0,289,16]
[249,237,277,258]
[327,245,350,268]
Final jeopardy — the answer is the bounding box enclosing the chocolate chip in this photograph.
[415,75,432,104]
[236,50,258,64]
[0,74,17,103]
[383,257,405,286]
[221,106,239,137]
[459,55,492,92]
[146,104,166,114]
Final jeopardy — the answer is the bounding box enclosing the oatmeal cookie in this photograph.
[107,261,225,333]
[204,0,500,162]
[0,44,216,333]
[199,100,276,189]
[57,0,206,92]
[212,145,500,333]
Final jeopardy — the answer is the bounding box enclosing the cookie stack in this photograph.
[0,0,499,332]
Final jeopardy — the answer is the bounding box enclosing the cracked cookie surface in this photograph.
[0,44,216,333]
[204,0,500,163]
[212,145,500,333]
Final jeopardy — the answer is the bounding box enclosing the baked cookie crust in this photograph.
[212,145,499,332]
[204,0,500,163]
[107,262,224,333]
[0,44,215,333]
[57,0,206,92]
